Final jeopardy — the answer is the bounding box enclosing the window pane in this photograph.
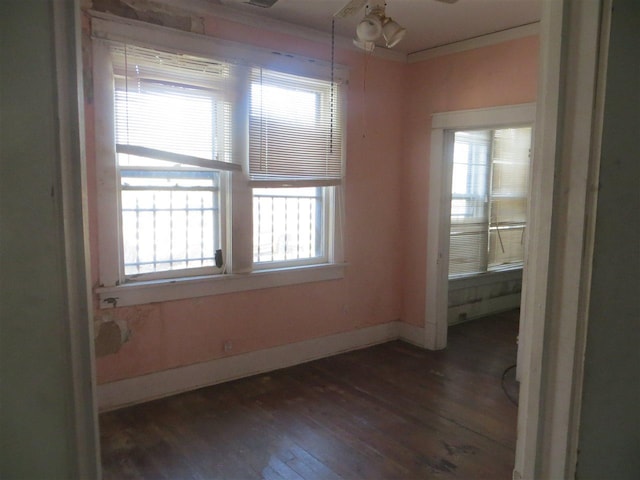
[115,86,217,165]
[488,126,532,270]
[121,170,220,276]
[253,187,324,264]
[449,130,491,276]
[488,225,525,268]
[451,130,490,221]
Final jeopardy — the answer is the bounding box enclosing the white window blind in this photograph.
[449,127,531,277]
[248,67,344,186]
[111,44,234,167]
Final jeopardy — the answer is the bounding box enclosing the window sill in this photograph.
[448,266,523,290]
[96,263,347,308]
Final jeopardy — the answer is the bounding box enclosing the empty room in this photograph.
[82,0,536,476]
[2,0,638,479]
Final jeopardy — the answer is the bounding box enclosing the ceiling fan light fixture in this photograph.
[353,38,376,52]
[356,14,383,41]
[382,18,406,48]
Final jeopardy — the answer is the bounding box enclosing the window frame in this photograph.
[91,14,347,308]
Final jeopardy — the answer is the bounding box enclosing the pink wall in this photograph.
[87,8,538,384]
[400,36,539,327]
[87,14,406,384]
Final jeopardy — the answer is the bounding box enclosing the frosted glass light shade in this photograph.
[353,38,376,52]
[356,15,383,41]
[382,19,406,48]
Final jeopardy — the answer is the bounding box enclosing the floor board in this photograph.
[100,310,519,479]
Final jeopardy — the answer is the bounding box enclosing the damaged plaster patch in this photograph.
[94,315,131,357]
[89,0,205,34]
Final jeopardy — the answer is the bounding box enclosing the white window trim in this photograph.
[449,265,522,290]
[449,262,523,282]
[91,13,347,308]
[96,263,347,308]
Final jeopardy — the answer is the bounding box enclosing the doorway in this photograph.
[423,104,536,350]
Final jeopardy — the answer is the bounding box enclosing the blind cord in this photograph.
[124,44,130,147]
[362,51,368,139]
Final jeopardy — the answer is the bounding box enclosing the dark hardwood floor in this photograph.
[100,310,519,479]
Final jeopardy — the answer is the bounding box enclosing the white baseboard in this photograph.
[98,321,422,411]
[398,321,426,347]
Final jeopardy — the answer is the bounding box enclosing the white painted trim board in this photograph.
[408,23,540,63]
[514,0,605,477]
[98,320,425,411]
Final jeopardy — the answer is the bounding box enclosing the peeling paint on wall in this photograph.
[448,277,522,307]
[94,315,130,357]
[447,270,523,324]
[88,0,205,34]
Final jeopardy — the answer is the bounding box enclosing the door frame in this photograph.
[423,103,536,350]
[514,0,609,478]
[423,1,609,477]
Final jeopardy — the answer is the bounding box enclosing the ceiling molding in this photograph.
[151,0,407,62]
[407,22,540,64]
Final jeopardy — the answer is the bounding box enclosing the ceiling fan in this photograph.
[334,0,459,52]
[229,0,458,52]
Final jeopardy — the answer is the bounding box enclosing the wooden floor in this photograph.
[100,310,519,479]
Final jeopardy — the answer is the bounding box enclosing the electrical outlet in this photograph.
[223,340,233,352]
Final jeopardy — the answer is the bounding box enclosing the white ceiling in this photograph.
[216,0,541,55]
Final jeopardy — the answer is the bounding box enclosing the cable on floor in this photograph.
[501,363,518,406]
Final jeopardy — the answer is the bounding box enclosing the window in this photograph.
[248,68,343,269]
[448,126,532,277]
[112,45,233,280]
[91,21,346,306]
